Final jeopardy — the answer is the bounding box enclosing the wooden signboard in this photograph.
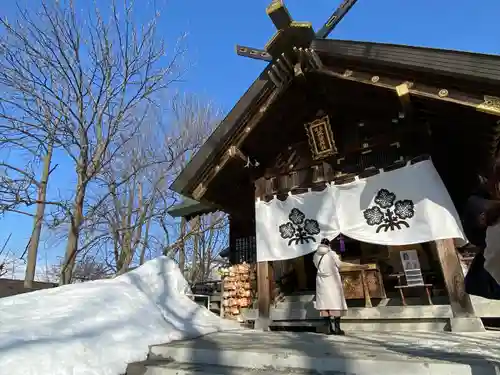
[304,115,338,160]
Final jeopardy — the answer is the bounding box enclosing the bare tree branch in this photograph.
[0,0,187,284]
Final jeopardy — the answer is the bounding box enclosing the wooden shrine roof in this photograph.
[166,196,216,220]
[170,39,500,215]
[311,39,500,85]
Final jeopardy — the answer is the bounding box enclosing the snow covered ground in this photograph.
[0,257,240,375]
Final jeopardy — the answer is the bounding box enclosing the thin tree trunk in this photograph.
[191,216,200,283]
[139,219,151,265]
[117,182,149,275]
[24,142,53,288]
[139,203,154,265]
[179,217,186,275]
[60,176,86,285]
[203,215,217,281]
[116,183,136,274]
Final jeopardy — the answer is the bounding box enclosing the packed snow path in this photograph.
[0,257,239,375]
[129,330,500,375]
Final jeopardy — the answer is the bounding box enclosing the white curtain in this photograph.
[255,185,340,262]
[255,160,466,262]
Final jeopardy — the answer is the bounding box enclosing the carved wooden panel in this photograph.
[268,142,312,175]
[260,163,332,198]
[355,118,399,149]
[341,269,385,299]
[341,271,364,299]
[338,143,403,174]
[255,120,428,200]
[273,146,300,172]
[366,270,384,297]
[311,164,325,183]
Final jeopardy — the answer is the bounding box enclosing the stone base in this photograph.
[449,316,486,332]
[244,304,455,332]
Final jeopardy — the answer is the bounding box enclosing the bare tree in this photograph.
[149,94,228,281]
[99,144,166,274]
[41,254,111,283]
[0,234,13,277]
[88,93,223,274]
[0,0,186,284]
[184,213,228,284]
[0,113,59,287]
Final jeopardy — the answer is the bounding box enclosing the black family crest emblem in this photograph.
[363,189,415,233]
[279,208,320,246]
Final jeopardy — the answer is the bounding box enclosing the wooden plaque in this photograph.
[304,115,337,160]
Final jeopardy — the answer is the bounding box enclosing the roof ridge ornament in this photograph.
[266,0,293,30]
[236,0,359,62]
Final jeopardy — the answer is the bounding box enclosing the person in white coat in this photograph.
[313,238,361,335]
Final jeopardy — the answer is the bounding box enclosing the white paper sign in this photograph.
[400,250,420,270]
[400,250,424,286]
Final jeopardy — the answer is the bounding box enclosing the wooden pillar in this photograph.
[254,177,272,330]
[434,239,475,317]
[256,261,271,330]
[293,257,307,290]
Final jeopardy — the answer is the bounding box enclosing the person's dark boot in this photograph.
[332,317,345,335]
[324,317,332,334]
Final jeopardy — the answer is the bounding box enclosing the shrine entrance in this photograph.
[279,236,450,309]
[282,238,367,293]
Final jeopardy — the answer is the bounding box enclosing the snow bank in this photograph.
[0,257,240,375]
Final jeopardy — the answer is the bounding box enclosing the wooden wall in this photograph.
[0,278,56,298]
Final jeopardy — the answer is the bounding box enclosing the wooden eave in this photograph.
[169,65,276,198]
[170,39,500,202]
[166,197,217,219]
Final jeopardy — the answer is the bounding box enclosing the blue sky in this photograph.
[1,0,499,273]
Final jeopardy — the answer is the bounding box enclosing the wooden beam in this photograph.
[192,82,290,201]
[192,147,250,201]
[316,68,500,116]
[434,239,475,317]
[228,146,248,163]
[396,82,413,117]
[315,0,358,39]
[236,45,272,62]
[266,0,292,30]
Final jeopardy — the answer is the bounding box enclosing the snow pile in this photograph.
[0,257,241,375]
